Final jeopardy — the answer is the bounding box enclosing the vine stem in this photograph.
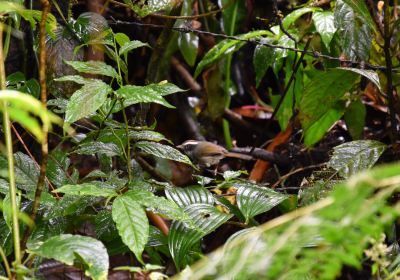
[0,23,22,267]
[22,0,51,250]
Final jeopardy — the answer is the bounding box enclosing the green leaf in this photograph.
[327,140,387,178]
[0,90,62,142]
[13,152,39,192]
[235,182,288,223]
[168,204,233,269]
[174,163,400,279]
[54,75,92,85]
[114,32,130,47]
[18,9,57,39]
[299,69,358,132]
[312,11,336,50]
[65,79,112,125]
[95,210,118,241]
[344,99,366,140]
[253,38,275,87]
[341,0,376,32]
[47,149,75,187]
[165,185,215,207]
[177,25,198,66]
[119,40,150,57]
[124,189,189,221]
[220,0,246,35]
[194,30,271,78]
[112,193,149,262]
[0,2,24,13]
[129,130,170,142]
[338,67,382,93]
[65,61,118,78]
[135,141,193,166]
[282,7,321,29]
[27,234,109,280]
[115,83,185,109]
[74,141,122,157]
[334,0,372,60]
[53,183,117,197]
[303,102,346,146]
[0,220,13,256]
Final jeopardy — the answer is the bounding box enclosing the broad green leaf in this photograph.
[0,220,12,256]
[253,38,275,87]
[334,0,372,60]
[220,0,246,35]
[28,234,109,280]
[13,152,39,192]
[129,130,170,142]
[177,23,198,66]
[114,32,130,47]
[312,11,336,50]
[194,30,271,78]
[124,190,189,222]
[27,219,67,251]
[65,61,118,78]
[116,83,185,109]
[0,2,24,13]
[65,79,112,125]
[0,178,9,195]
[235,182,288,223]
[47,149,75,187]
[54,75,92,85]
[274,34,297,61]
[303,102,346,146]
[74,141,122,157]
[168,204,233,269]
[18,9,57,39]
[95,210,118,241]
[6,106,43,142]
[341,0,376,32]
[327,140,387,178]
[338,67,382,92]
[282,7,321,29]
[299,69,358,132]
[0,152,39,192]
[135,141,193,166]
[344,99,366,140]
[173,163,400,280]
[214,195,246,222]
[3,194,15,229]
[0,90,62,142]
[112,193,149,262]
[165,185,215,207]
[119,40,150,57]
[53,183,117,197]
[174,0,198,66]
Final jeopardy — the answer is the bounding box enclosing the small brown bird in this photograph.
[177,140,252,167]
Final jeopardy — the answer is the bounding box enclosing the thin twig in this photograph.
[272,0,297,44]
[22,0,51,251]
[271,163,325,188]
[108,19,389,71]
[269,38,311,123]
[11,124,57,194]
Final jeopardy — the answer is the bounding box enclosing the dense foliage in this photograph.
[0,0,399,279]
